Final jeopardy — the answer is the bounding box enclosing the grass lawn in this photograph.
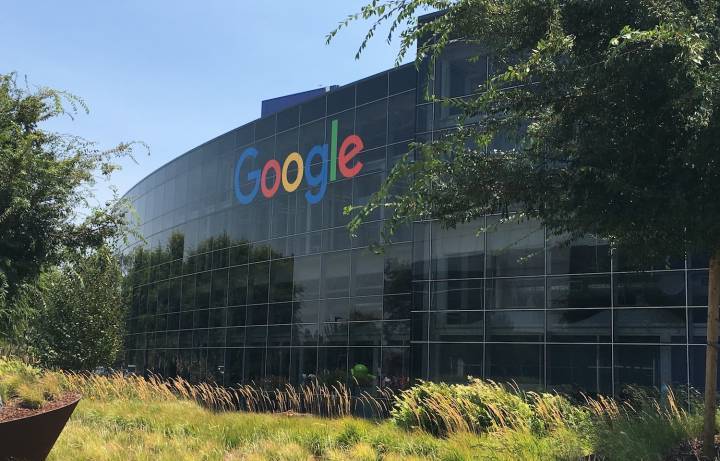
[51,398,468,460]
[0,358,705,460]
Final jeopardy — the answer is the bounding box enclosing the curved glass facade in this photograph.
[123,43,712,395]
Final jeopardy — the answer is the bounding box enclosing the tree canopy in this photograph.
[336,0,720,264]
[332,0,720,455]
[0,73,140,342]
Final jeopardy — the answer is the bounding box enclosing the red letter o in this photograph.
[261,159,281,198]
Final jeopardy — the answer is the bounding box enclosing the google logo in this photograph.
[234,119,364,205]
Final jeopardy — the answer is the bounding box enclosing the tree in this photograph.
[0,73,140,343]
[333,0,720,455]
[24,246,126,370]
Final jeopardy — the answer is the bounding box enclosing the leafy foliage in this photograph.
[24,246,127,371]
[390,379,536,435]
[0,73,140,343]
[0,356,60,408]
[333,0,720,264]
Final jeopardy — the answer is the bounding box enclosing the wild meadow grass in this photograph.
[0,358,707,460]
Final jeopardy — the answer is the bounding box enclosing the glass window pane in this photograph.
[269,258,293,302]
[432,221,484,279]
[245,327,267,347]
[486,343,543,388]
[292,323,318,347]
[431,279,483,310]
[181,274,196,310]
[381,347,411,389]
[294,299,320,324]
[299,119,325,156]
[349,321,382,346]
[613,271,686,307]
[389,65,416,94]
[210,269,228,307]
[293,255,321,301]
[357,73,388,104]
[323,178,353,229]
[247,262,269,304]
[355,99,387,150]
[227,326,245,347]
[276,106,300,132]
[486,217,544,277]
[350,296,382,321]
[546,235,611,274]
[548,275,611,309]
[300,95,326,124]
[349,347,381,387]
[388,91,415,143]
[383,320,410,346]
[351,248,384,297]
[196,272,211,309]
[255,115,275,140]
[327,85,355,115]
[546,309,611,343]
[322,251,350,298]
[268,302,293,325]
[429,311,483,342]
[547,344,612,394]
[689,270,708,306]
[321,298,350,323]
[290,347,318,385]
[429,343,483,384]
[228,266,248,306]
[614,345,687,390]
[225,348,244,385]
[486,310,544,342]
[208,307,227,328]
[317,347,348,384]
[435,44,487,98]
[384,294,412,320]
[319,322,348,346]
[267,326,291,347]
[614,308,687,344]
[244,347,266,382]
[486,277,544,309]
[384,243,412,295]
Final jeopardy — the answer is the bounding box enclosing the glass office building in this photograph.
[122,41,713,395]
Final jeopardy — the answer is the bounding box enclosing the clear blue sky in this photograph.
[1,1,412,206]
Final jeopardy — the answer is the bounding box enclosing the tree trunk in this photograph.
[703,250,720,459]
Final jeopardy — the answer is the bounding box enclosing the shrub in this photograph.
[528,392,592,435]
[390,379,533,436]
[0,356,64,409]
[16,382,45,409]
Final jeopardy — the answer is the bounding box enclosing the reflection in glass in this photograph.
[614,271,685,307]
[429,343,483,383]
[432,221,484,279]
[429,311,483,342]
[486,310,544,342]
[486,217,544,277]
[614,345,687,391]
[486,343,543,388]
[614,308,686,344]
[548,275,611,309]
[486,277,544,310]
[547,344,611,394]
[546,310,610,343]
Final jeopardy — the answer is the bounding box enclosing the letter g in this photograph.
[234,147,260,204]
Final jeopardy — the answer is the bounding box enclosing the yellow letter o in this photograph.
[282,152,304,192]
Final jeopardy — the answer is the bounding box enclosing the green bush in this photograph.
[390,379,534,436]
[16,382,45,409]
[0,356,63,409]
